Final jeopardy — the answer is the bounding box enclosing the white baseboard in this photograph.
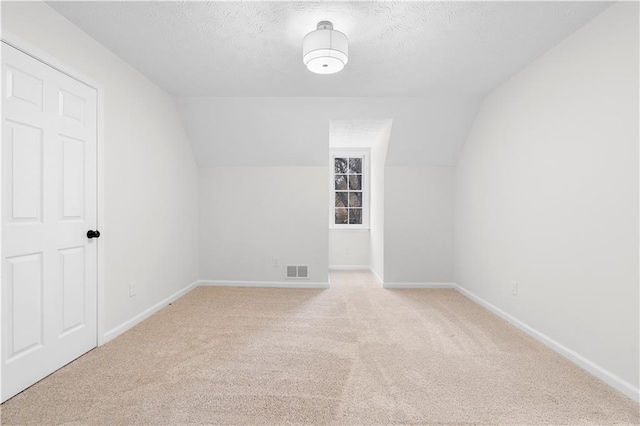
[102,278,327,344]
[383,282,455,289]
[102,280,198,344]
[329,265,371,270]
[370,267,384,285]
[454,283,640,403]
[198,280,329,289]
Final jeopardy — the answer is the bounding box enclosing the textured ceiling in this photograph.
[48,1,610,97]
[330,120,393,148]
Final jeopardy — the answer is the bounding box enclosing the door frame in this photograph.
[0,32,107,355]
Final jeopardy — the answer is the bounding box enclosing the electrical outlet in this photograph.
[272,256,279,267]
[511,281,518,297]
[129,281,136,297]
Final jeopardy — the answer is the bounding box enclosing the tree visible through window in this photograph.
[334,156,363,225]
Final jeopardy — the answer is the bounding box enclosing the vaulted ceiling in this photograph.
[175,96,481,166]
[48,1,611,166]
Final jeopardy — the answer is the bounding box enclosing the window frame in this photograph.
[329,150,370,230]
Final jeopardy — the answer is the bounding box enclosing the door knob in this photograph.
[87,230,101,239]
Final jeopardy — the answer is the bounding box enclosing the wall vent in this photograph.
[286,265,309,280]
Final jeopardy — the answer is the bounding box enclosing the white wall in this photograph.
[2,2,199,332]
[454,2,639,396]
[384,167,455,284]
[176,96,481,167]
[329,230,370,267]
[370,124,391,282]
[199,167,329,285]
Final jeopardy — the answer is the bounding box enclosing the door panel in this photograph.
[6,65,43,111]
[6,252,43,359]
[2,43,98,402]
[61,136,85,220]
[60,246,86,335]
[6,121,43,222]
[59,89,85,124]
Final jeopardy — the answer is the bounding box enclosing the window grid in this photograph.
[334,156,363,225]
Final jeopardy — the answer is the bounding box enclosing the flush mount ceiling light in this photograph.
[303,21,348,74]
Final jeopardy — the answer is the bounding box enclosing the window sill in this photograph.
[329,226,370,231]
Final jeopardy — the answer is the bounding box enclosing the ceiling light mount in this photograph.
[316,21,334,30]
[303,21,348,75]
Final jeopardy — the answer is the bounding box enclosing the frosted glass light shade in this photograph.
[303,21,348,74]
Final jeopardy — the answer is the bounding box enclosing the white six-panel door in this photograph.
[2,43,98,402]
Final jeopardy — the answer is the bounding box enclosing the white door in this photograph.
[1,43,98,402]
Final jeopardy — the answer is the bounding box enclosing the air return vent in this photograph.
[286,265,309,280]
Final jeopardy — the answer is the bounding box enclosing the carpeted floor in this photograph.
[2,271,638,425]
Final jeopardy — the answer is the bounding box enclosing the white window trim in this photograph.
[329,149,370,230]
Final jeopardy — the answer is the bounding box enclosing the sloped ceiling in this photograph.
[175,97,481,166]
[48,1,610,166]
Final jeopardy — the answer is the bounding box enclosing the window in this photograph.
[331,152,368,228]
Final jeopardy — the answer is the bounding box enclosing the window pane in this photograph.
[349,208,362,224]
[335,174,347,190]
[334,158,348,174]
[335,192,348,208]
[348,174,362,190]
[335,208,348,224]
[349,192,362,208]
[348,158,362,174]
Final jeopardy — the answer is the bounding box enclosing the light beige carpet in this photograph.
[2,271,638,425]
